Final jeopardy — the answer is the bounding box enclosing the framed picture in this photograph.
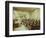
[5,1,45,37]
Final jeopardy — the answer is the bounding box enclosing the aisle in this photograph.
[14,24,28,31]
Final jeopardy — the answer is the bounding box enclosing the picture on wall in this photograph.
[5,1,45,37]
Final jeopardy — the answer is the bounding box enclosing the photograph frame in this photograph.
[5,1,45,37]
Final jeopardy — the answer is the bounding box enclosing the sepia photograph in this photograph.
[13,7,40,31]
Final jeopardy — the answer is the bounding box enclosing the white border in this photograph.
[9,3,43,35]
